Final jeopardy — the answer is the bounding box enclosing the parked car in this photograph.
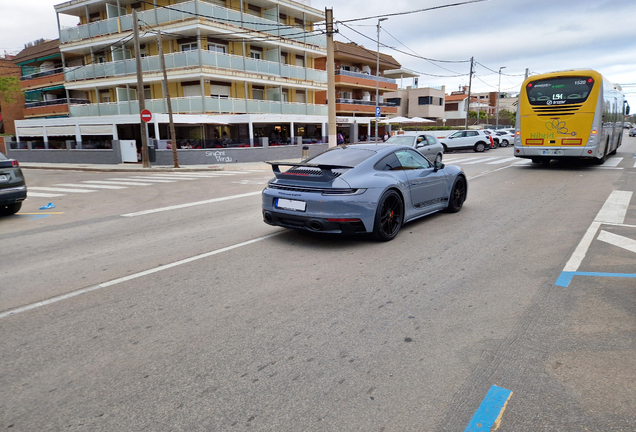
[262,144,467,241]
[0,153,27,216]
[495,130,515,147]
[383,134,444,162]
[439,130,493,152]
[630,127,636,137]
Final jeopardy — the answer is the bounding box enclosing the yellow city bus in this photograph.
[514,69,630,164]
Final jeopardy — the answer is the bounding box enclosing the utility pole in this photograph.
[375,17,387,143]
[325,8,336,148]
[524,68,529,80]
[464,56,474,130]
[132,9,149,168]
[157,29,179,168]
[496,66,505,129]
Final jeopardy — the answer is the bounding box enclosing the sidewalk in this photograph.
[18,160,301,172]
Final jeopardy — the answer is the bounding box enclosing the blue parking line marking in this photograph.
[464,385,513,432]
[556,271,636,287]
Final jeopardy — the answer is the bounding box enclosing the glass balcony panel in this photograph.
[219,98,235,112]
[205,97,220,112]
[229,55,243,70]
[138,9,157,26]
[186,51,199,66]
[174,52,187,68]
[79,26,90,39]
[155,8,171,25]
[119,15,133,31]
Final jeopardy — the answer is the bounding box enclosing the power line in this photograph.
[336,0,489,24]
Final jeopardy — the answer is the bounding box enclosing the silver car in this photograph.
[383,134,444,163]
[262,144,467,241]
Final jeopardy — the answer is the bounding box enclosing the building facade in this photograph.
[12,0,331,163]
[383,86,446,120]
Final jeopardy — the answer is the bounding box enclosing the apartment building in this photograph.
[315,41,400,141]
[383,86,446,120]
[12,0,329,163]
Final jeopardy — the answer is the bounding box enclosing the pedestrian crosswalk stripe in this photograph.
[27,192,65,198]
[461,157,501,165]
[29,186,97,193]
[82,180,152,186]
[443,157,475,164]
[486,157,518,164]
[56,183,128,189]
[146,175,200,180]
[514,159,533,164]
[604,157,622,167]
[122,177,177,183]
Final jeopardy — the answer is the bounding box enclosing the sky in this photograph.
[2,0,635,110]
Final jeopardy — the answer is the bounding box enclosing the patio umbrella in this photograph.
[379,116,416,124]
[408,117,435,123]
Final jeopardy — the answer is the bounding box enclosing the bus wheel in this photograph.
[595,140,609,164]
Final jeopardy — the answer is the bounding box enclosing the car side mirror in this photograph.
[433,161,444,172]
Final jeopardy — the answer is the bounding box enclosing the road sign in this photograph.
[375,107,381,117]
[140,109,152,123]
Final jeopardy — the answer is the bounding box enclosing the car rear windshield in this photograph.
[526,76,594,106]
[304,146,376,167]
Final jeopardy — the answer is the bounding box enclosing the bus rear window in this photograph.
[526,76,594,106]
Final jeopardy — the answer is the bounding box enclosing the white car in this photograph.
[439,130,494,153]
[630,127,636,137]
[495,131,515,147]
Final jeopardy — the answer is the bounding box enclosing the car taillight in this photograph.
[11,160,19,167]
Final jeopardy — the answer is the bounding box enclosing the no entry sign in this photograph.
[140,109,152,123]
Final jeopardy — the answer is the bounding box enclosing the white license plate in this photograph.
[540,150,563,155]
[0,174,7,182]
[275,198,306,212]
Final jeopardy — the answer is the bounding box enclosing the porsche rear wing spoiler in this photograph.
[267,162,353,182]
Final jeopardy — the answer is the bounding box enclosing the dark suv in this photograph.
[0,153,27,216]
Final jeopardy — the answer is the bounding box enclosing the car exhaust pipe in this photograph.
[309,221,323,231]
[263,212,273,223]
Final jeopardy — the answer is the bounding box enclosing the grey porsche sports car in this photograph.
[262,144,467,241]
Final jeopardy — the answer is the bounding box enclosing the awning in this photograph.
[17,127,44,137]
[47,126,77,136]
[80,125,113,135]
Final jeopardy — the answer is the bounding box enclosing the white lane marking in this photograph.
[461,157,501,165]
[121,191,262,217]
[56,183,128,190]
[27,192,65,198]
[633,160,636,168]
[0,232,283,320]
[122,177,177,183]
[595,191,632,224]
[465,164,515,180]
[83,180,152,186]
[514,159,533,165]
[487,157,518,165]
[604,157,623,167]
[598,230,636,254]
[29,187,96,193]
[563,190,633,272]
[156,173,224,177]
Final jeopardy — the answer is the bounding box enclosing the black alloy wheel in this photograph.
[446,177,467,213]
[373,190,403,241]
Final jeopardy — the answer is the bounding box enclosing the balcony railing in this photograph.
[335,70,397,85]
[68,96,328,117]
[65,49,327,84]
[25,98,90,108]
[21,67,65,81]
[60,1,326,48]
[335,98,396,107]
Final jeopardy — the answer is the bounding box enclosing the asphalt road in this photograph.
[1,134,635,431]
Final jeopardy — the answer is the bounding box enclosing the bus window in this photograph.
[526,77,594,106]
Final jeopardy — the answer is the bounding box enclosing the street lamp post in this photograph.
[496,66,506,129]
[375,17,387,144]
